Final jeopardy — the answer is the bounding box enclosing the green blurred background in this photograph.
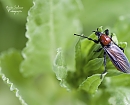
[0,0,130,105]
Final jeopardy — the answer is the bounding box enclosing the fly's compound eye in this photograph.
[94,31,101,36]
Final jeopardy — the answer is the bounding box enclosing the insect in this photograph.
[74,28,130,78]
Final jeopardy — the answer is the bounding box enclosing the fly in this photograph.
[74,28,130,78]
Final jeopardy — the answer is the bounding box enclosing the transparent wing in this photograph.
[104,42,130,73]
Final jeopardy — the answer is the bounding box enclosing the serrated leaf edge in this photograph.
[0,68,28,105]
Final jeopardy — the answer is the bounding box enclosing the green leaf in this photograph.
[53,48,69,89]
[80,33,97,60]
[111,33,118,45]
[75,38,82,71]
[118,42,127,49]
[20,0,81,77]
[0,49,27,105]
[1,49,77,105]
[83,58,103,72]
[79,74,105,94]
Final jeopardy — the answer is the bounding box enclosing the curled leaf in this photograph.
[53,48,69,89]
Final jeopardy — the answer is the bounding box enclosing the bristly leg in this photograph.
[100,51,107,79]
[110,33,124,53]
[74,34,99,44]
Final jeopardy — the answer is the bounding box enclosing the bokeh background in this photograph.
[0,0,130,105]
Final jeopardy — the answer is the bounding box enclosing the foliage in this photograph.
[1,0,130,105]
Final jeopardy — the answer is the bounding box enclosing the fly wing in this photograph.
[104,42,130,73]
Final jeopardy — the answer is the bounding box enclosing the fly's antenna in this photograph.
[74,33,88,38]
[74,33,99,43]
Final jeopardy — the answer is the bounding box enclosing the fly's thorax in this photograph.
[99,34,111,46]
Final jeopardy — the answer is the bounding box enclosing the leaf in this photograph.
[20,0,81,77]
[111,33,118,45]
[0,49,76,105]
[83,58,104,72]
[0,49,27,105]
[75,38,82,71]
[53,48,69,89]
[80,33,97,61]
[118,42,127,49]
[79,74,105,94]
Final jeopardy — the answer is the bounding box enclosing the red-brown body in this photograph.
[99,34,111,46]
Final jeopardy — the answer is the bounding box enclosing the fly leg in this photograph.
[119,47,124,52]
[100,52,107,79]
[74,34,99,44]
[110,33,124,52]
[114,44,124,52]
